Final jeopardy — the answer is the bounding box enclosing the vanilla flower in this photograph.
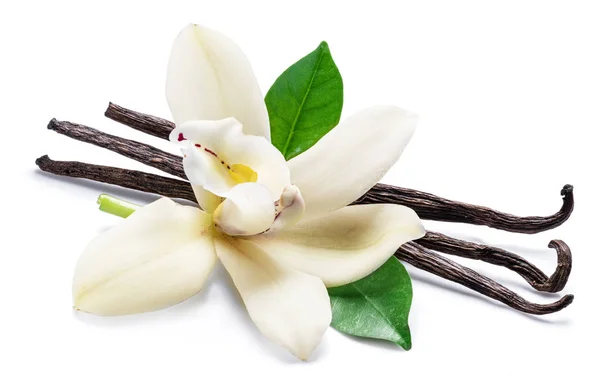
[72,24,424,360]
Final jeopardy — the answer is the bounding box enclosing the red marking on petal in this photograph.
[195,143,201,148]
[177,133,186,142]
[204,148,217,157]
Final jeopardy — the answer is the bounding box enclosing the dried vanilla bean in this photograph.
[35,155,195,201]
[104,102,575,234]
[105,102,174,140]
[360,184,574,234]
[35,156,574,315]
[396,242,574,315]
[418,232,572,293]
[47,119,184,178]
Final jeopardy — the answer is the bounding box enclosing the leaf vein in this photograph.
[281,48,326,157]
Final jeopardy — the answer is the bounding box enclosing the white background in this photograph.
[1,1,598,380]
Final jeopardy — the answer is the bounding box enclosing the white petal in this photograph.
[166,24,270,139]
[288,106,418,219]
[73,198,216,316]
[215,237,331,360]
[180,136,237,198]
[171,118,290,199]
[213,183,275,236]
[249,204,424,287]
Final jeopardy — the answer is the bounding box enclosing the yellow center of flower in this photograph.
[229,164,258,184]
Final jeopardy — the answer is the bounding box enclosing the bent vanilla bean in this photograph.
[396,242,573,315]
[418,232,572,293]
[358,183,574,234]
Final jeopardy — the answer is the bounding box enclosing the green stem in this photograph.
[97,194,139,218]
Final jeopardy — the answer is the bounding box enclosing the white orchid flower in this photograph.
[72,24,425,360]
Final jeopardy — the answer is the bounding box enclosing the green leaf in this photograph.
[328,258,413,350]
[265,41,343,160]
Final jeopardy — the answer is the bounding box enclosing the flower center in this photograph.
[229,164,258,184]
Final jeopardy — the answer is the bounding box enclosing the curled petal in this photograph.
[249,204,425,287]
[213,183,275,236]
[288,106,418,219]
[166,24,270,139]
[215,237,331,360]
[73,198,216,316]
[171,119,290,199]
[267,185,305,234]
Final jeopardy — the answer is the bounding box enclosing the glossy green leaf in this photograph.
[265,41,343,160]
[328,258,413,350]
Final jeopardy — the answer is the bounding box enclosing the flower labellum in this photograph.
[72,23,424,360]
